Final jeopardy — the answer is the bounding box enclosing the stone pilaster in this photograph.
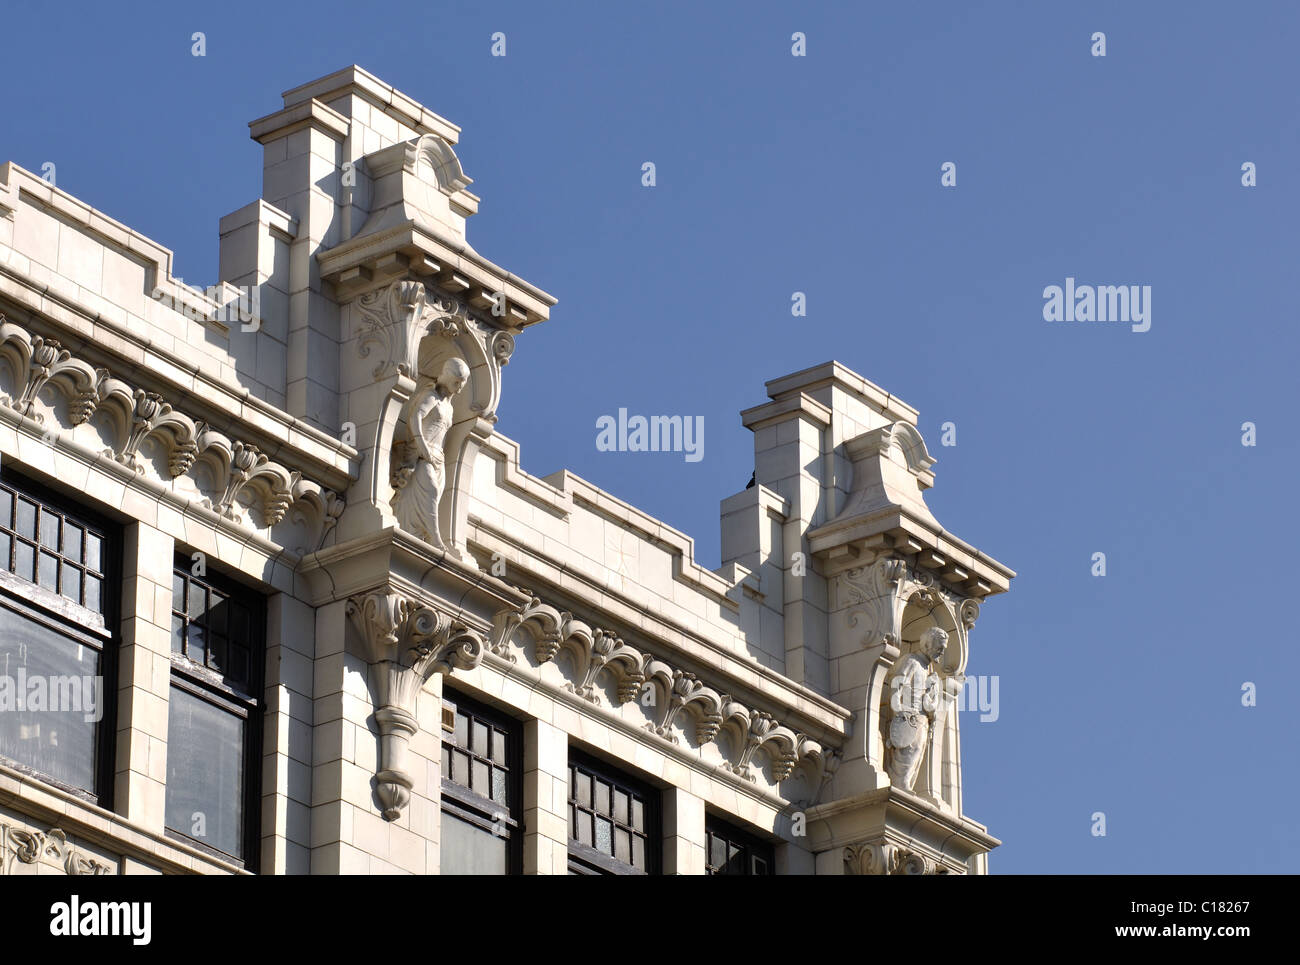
[113,522,173,832]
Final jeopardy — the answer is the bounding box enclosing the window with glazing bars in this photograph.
[0,471,116,803]
[166,557,263,867]
[440,690,521,874]
[568,751,658,874]
[705,814,775,875]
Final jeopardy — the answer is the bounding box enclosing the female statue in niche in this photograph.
[392,356,471,549]
[884,626,948,792]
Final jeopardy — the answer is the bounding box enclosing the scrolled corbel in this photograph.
[346,590,486,821]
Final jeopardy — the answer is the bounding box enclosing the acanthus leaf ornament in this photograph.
[1,823,114,876]
[0,316,334,543]
[486,591,830,783]
[346,590,486,821]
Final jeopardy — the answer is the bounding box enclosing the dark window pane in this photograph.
[187,584,206,620]
[576,810,592,847]
[229,645,249,687]
[186,623,206,663]
[171,615,185,653]
[0,488,11,527]
[207,595,228,636]
[229,604,250,644]
[710,834,726,870]
[62,566,81,605]
[208,633,227,674]
[726,842,743,873]
[0,533,9,571]
[38,551,58,590]
[441,743,451,776]
[172,573,185,613]
[84,533,101,572]
[14,541,34,582]
[38,509,59,550]
[16,499,36,539]
[63,523,82,561]
[0,605,101,793]
[491,767,507,805]
[452,749,470,786]
[165,686,246,859]
[84,575,101,614]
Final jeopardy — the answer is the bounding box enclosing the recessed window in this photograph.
[440,690,521,874]
[0,472,116,803]
[165,557,263,867]
[705,814,774,875]
[568,751,658,875]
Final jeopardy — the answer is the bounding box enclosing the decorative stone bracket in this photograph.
[843,841,952,875]
[346,590,486,820]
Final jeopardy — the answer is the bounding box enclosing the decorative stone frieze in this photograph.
[346,589,486,820]
[486,593,829,785]
[0,315,344,550]
[0,823,114,876]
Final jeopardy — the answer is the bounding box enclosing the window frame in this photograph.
[567,749,660,876]
[439,688,523,875]
[164,554,264,870]
[0,467,119,807]
[705,812,776,876]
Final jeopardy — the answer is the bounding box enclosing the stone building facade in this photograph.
[0,67,1013,875]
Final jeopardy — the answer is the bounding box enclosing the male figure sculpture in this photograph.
[393,356,471,549]
[884,626,948,791]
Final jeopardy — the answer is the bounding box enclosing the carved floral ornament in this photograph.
[0,317,344,550]
[835,555,979,671]
[0,823,114,875]
[346,590,487,820]
[487,594,831,785]
[843,841,952,876]
[355,279,514,410]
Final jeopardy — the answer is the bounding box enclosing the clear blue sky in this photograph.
[3,0,1295,874]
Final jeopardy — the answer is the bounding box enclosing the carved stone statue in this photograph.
[884,626,948,791]
[392,357,470,549]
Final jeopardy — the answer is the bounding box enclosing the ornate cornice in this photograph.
[0,316,344,552]
[486,593,832,786]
